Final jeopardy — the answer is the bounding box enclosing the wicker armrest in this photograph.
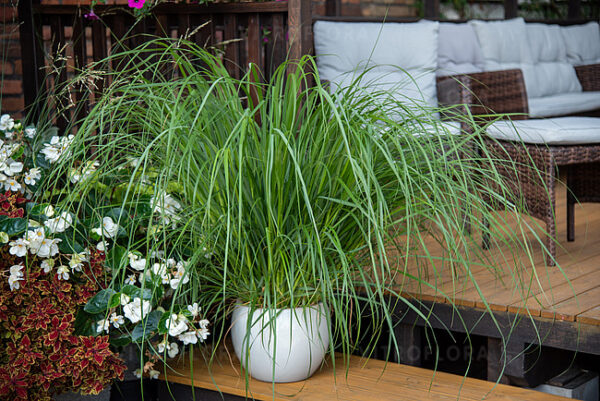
[436,69,529,121]
[575,63,600,92]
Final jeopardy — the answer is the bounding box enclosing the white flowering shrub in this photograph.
[0,113,212,380]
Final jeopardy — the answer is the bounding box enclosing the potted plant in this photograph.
[61,38,552,385]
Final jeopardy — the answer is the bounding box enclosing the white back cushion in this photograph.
[469,18,534,66]
[313,20,440,110]
[470,18,581,99]
[561,22,600,66]
[437,23,484,77]
[526,23,581,97]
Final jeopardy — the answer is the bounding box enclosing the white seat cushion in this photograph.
[561,22,600,66]
[313,20,440,111]
[486,117,600,145]
[528,92,600,118]
[437,23,484,77]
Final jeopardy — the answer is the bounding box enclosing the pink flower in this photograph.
[84,9,99,20]
[128,0,146,9]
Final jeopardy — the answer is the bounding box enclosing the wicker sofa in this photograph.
[436,19,600,264]
[313,18,600,265]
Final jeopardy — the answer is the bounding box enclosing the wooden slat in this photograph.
[540,286,600,322]
[423,0,440,18]
[18,0,45,119]
[91,20,107,94]
[504,0,518,19]
[50,15,68,132]
[400,182,600,326]
[72,13,87,123]
[161,352,570,401]
[223,14,239,78]
[577,305,600,326]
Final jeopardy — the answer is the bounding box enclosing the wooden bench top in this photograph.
[160,350,569,401]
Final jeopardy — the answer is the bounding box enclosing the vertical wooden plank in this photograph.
[72,13,87,123]
[155,14,169,37]
[18,0,45,119]
[224,14,239,78]
[178,13,190,38]
[325,0,341,16]
[567,0,581,19]
[423,0,440,19]
[270,13,285,76]
[504,0,518,19]
[91,21,107,97]
[50,16,68,131]
[192,14,212,48]
[247,13,261,70]
[288,0,312,62]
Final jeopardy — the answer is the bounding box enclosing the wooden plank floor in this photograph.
[396,180,600,326]
[161,351,570,401]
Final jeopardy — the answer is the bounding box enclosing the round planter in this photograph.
[231,303,329,383]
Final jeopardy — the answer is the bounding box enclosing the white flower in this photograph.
[26,227,45,248]
[24,127,36,139]
[24,168,41,186]
[149,369,160,380]
[198,319,210,330]
[97,318,110,333]
[187,303,200,318]
[168,342,179,358]
[8,274,22,291]
[96,241,108,252]
[9,263,24,277]
[109,313,125,329]
[197,327,210,342]
[130,258,146,271]
[9,238,28,257]
[41,259,54,273]
[125,274,136,285]
[152,263,167,276]
[44,212,73,233]
[92,216,119,239]
[44,205,55,217]
[134,369,142,379]
[69,252,87,272]
[4,131,14,139]
[0,114,14,131]
[178,331,198,345]
[166,313,188,337]
[30,237,61,258]
[123,297,152,324]
[56,265,70,280]
[41,135,74,164]
[4,178,22,192]
[157,341,167,354]
[2,161,23,176]
[169,264,190,290]
[138,271,152,284]
[120,293,131,305]
[151,192,182,224]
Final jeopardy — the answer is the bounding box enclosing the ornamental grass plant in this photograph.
[50,37,560,382]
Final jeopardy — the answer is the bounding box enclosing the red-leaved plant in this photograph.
[0,246,126,400]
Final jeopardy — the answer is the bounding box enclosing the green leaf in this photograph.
[0,216,28,236]
[29,203,50,217]
[157,312,170,335]
[131,310,161,342]
[84,289,117,314]
[121,285,153,300]
[106,244,128,272]
[55,231,85,254]
[110,334,132,348]
[73,310,96,336]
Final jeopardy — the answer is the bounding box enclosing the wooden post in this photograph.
[288,0,312,62]
[18,0,45,120]
[567,0,581,20]
[423,0,439,19]
[325,0,341,17]
[504,0,518,19]
[394,323,422,367]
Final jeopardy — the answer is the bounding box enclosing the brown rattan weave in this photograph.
[437,69,600,265]
[575,63,600,92]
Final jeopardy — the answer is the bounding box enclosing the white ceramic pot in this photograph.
[231,303,329,383]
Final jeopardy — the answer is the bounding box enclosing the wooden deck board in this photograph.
[399,181,600,326]
[161,352,570,401]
